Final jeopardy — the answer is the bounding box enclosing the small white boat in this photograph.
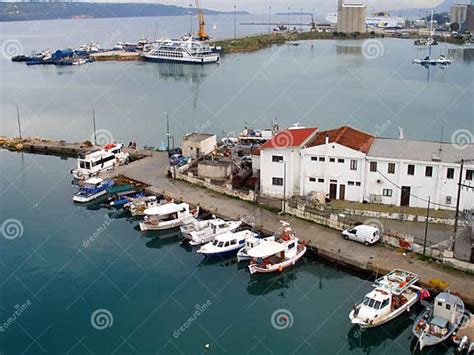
[196,230,257,257]
[237,234,275,262]
[247,222,306,274]
[180,218,242,246]
[413,292,465,351]
[349,269,421,328]
[139,202,198,231]
[413,55,452,66]
[125,195,167,217]
[72,143,129,180]
[73,177,113,203]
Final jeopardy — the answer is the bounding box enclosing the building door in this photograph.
[339,184,345,200]
[401,186,411,207]
[329,183,337,200]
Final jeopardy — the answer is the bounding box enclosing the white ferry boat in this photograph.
[349,269,422,328]
[72,143,129,180]
[142,37,219,64]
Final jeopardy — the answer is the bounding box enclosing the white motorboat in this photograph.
[139,202,198,231]
[237,234,275,262]
[72,143,129,180]
[142,37,219,64]
[413,55,452,66]
[247,222,306,274]
[196,230,257,257]
[72,177,113,203]
[413,292,465,351]
[349,269,422,328]
[180,218,242,246]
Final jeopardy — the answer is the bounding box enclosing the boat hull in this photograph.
[72,189,108,203]
[142,55,219,64]
[248,246,306,274]
[197,247,242,257]
[349,290,419,328]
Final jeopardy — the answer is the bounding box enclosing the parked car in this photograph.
[341,224,380,246]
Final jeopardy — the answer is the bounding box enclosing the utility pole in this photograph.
[92,109,97,146]
[16,105,22,139]
[268,6,272,34]
[288,7,291,31]
[283,160,287,213]
[233,4,237,39]
[165,112,170,152]
[452,159,464,252]
[189,3,193,34]
[423,196,430,256]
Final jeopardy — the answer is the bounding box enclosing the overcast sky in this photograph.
[124,0,445,13]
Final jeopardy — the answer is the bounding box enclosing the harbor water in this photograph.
[0,149,457,354]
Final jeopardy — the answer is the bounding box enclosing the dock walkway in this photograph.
[105,152,474,308]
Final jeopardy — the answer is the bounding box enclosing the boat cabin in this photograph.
[81,177,106,190]
[249,239,299,264]
[433,293,460,325]
[211,232,247,249]
[145,203,190,222]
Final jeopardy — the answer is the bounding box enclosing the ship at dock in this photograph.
[142,37,219,64]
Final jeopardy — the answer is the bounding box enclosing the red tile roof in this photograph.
[307,126,375,154]
[260,127,318,149]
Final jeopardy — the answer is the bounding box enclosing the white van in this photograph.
[341,224,380,246]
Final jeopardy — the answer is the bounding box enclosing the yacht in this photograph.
[196,230,257,257]
[142,37,219,64]
[139,202,198,231]
[73,177,113,203]
[247,222,306,274]
[180,218,242,246]
[71,143,129,180]
[413,292,465,351]
[349,269,421,328]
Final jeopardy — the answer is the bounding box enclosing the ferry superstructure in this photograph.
[326,11,405,29]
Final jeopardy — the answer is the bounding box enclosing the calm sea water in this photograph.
[0,16,473,146]
[0,149,455,354]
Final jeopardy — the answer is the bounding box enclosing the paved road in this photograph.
[104,153,474,307]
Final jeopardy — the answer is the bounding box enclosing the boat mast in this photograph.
[429,9,434,58]
[92,109,97,146]
[16,104,22,139]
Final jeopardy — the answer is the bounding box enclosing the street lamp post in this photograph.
[165,112,170,152]
[233,4,237,39]
[268,6,272,34]
[189,3,193,34]
[300,8,303,32]
[423,196,431,256]
[288,7,291,31]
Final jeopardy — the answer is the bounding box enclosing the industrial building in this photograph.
[336,0,366,33]
[451,3,469,29]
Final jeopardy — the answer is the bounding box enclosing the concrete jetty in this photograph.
[104,152,474,308]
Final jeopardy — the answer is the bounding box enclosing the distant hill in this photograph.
[0,2,249,22]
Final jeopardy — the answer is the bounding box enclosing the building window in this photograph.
[338,158,345,163]
[407,164,415,176]
[446,196,452,205]
[318,178,324,183]
[329,158,335,162]
[370,162,377,172]
[383,189,393,197]
[272,155,283,163]
[466,170,473,181]
[311,156,318,161]
[447,168,454,179]
[425,166,433,177]
[388,163,395,174]
[272,177,283,186]
[309,177,316,182]
[348,181,355,186]
[350,160,357,170]
[356,182,361,186]
[318,157,325,162]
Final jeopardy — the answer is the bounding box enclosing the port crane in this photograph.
[195,0,209,40]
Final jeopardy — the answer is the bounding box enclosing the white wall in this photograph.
[260,148,300,199]
[300,143,367,202]
[365,157,474,211]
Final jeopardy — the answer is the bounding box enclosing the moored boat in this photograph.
[247,222,306,274]
[125,195,165,217]
[139,202,198,231]
[237,234,275,262]
[413,292,465,351]
[73,177,113,203]
[196,230,257,257]
[180,218,242,246]
[349,269,422,328]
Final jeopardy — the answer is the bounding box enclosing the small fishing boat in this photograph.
[196,230,257,257]
[237,234,275,262]
[125,195,167,217]
[104,191,144,208]
[73,177,113,203]
[247,222,306,274]
[349,269,422,328]
[139,203,198,231]
[180,218,242,246]
[413,292,465,351]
